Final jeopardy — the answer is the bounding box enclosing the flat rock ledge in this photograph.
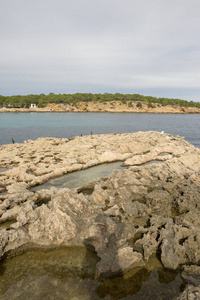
[1,131,200,298]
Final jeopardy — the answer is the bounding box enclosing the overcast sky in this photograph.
[1,0,200,101]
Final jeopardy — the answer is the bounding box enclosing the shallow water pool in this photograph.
[0,248,185,300]
[32,161,125,191]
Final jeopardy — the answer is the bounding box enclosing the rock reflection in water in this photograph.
[0,248,185,300]
[97,267,184,300]
[0,246,100,300]
[32,161,125,191]
[0,219,16,229]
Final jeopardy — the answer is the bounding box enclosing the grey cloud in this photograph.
[0,0,200,101]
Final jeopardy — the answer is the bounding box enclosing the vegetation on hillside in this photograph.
[0,93,199,108]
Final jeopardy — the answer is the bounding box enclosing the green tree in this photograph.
[136,102,142,108]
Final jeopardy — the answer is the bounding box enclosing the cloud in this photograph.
[0,0,200,101]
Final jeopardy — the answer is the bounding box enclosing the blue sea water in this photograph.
[0,112,200,148]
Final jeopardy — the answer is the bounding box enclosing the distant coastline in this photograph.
[1,101,200,114]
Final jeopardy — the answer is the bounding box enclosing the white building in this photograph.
[30,104,37,108]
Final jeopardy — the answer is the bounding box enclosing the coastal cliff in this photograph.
[0,132,200,298]
[1,101,200,113]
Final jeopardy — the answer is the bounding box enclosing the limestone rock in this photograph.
[111,247,145,273]
[182,265,200,286]
[160,220,188,269]
[1,131,200,299]
[174,285,200,300]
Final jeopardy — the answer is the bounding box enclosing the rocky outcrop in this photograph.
[1,131,200,298]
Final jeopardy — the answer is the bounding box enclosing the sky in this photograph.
[1,0,200,101]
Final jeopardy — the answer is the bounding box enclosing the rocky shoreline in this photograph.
[1,101,200,113]
[1,131,200,298]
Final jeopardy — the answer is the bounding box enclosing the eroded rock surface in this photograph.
[0,131,200,298]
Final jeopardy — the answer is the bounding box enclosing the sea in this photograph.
[0,112,200,148]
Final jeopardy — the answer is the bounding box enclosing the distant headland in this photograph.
[0,93,200,113]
